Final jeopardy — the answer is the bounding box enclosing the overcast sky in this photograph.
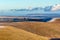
[0,0,60,10]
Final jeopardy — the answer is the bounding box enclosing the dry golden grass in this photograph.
[0,26,48,40]
[8,22,60,38]
[0,21,60,38]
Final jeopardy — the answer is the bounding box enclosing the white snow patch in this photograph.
[48,18,60,22]
[52,4,60,11]
[48,18,57,22]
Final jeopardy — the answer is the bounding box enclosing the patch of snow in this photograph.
[48,18,57,22]
[48,18,60,22]
[51,4,60,11]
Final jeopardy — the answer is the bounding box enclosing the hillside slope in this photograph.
[9,22,60,38]
[0,26,48,40]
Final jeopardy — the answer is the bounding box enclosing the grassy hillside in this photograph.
[0,26,48,40]
[8,22,60,38]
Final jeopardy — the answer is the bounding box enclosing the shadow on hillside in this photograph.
[50,38,60,40]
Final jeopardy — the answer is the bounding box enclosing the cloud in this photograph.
[51,4,60,11]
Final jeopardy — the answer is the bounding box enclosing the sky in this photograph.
[0,0,60,10]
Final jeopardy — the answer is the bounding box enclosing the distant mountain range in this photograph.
[10,4,60,12]
[0,4,60,16]
[10,6,52,12]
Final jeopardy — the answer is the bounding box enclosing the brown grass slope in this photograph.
[8,22,60,38]
[0,26,48,40]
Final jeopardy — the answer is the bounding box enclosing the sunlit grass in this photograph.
[0,26,48,40]
[10,22,60,38]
